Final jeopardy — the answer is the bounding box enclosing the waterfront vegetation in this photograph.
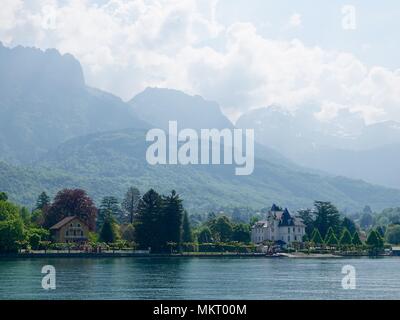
[0,188,398,256]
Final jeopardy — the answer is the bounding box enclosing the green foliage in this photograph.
[232,223,251,243]
[35,192,50,210]
[339,228,353,246]
[385,225,400,245]
[19,207,30,225]
[311,228,324,245]
[341,217,357,235]
[99,216,119,244]
[121,224,135,242]
[0,200,25,253]
[0,192,8,202]
[135,189,164,251]
[366,230,384,248]
[297,209,314,236]
[209,216,233,242]
[122,187,141,224]
[197,227,213,243]
[163,190,184,246]
[325,227,339,246]
[352,232,363,246]
[182,211,193,243]
[313,201,341,238]
[97,196,123,229]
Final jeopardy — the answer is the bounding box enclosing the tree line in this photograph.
[298,201,385,251]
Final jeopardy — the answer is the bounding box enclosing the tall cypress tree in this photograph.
[162,190,184,247]
[135,189,163,252]
[182,211,193,243]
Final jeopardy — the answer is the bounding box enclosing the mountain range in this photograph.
[1,43,400,213]
[236,106,400,189]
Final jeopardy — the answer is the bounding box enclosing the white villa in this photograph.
[251,204,306,245]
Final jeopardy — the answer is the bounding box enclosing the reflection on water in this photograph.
[0,257,399,300]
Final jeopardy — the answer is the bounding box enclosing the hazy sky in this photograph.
[1,0,400,123]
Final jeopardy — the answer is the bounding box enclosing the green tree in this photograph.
[376,226,386,238]
[360,206,374,229]
[135,189,163,252]
[232,223,251,243]
[99,216,119,244]
[366,230,384,249]
[352,232,363,246]
[311,228,324,245]
[341,217,357,235]
[162,190,184,247]
[385,225,400,245]
[97,196,122,229]
[35,192,50,210]
[325,227,339,246]
[0,192,8,202]
[297,209,314,236]
[339,228,353,247]
[122,187,141,224]
[209,216,233,242]
[121,224,135,242]
[313,201,341,238]
[182,211,193,243]
[198,227,213,243]
[0,200,25,253]
[31,209,44,226]
[19,207,31,225]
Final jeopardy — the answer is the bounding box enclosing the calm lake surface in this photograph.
[1,257,400,300]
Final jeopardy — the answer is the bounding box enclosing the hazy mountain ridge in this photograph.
[129,87,234,131]
[1,43,400,213]
[237,106,400,188]
[0,43,148,163]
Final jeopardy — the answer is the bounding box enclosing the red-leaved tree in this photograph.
[43,189,97,231]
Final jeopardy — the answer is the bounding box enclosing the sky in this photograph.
[1,0,400,123]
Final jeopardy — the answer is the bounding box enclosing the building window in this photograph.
[288,236,290,242]
[66,231,69,236]
[288,228,290,233]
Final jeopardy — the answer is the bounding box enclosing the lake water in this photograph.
[0,257,400,300]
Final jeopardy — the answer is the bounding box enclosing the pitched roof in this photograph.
[279,208,295,227]
[50,216,84,230]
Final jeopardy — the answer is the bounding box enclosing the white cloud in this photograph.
[1,0,400,125]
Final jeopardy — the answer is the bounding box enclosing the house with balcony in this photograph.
[50,216,89,243]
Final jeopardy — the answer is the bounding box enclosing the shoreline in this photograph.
[0,252,390,259]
